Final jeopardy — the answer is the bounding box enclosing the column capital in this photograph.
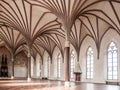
[65,40,70,47]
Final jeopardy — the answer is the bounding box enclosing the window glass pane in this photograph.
[91,64,93,68]
[108,63,112,67]
[108,67,112,71]
[113,51,117,57]
[108,58,112,63]
[113,67,117,71]
[91,56,93,60]
[91,68,93,72]
[108,72,112,75]
[113,63,117,66]
[91,60,93,64]
[113,71,117,74]
[113,76,117,79]
[108,76,112,79]
[113,58,117,63]
[108,53,112,59]
[91,76,93,79]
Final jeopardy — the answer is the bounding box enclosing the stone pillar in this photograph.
[33,60,36,78]
[27,49,31,81]
[64,40,70,87]
[11,58,14,79]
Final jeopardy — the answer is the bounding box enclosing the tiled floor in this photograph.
[0,80,120,90]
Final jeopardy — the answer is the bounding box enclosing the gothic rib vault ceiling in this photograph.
[0,0,120,60]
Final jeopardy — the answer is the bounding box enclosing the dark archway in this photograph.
[0,54,8,77]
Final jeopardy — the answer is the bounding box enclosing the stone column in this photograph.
[33,60,36,78]
[27,48,31,81]
[64,40,70,87]
[11,58,14,79]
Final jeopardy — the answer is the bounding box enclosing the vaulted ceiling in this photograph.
[0,0,120,60]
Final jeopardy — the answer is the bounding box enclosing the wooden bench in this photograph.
[106,81,119,85]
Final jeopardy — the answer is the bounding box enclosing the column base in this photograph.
[11,76,14,79]
[64,81,70,87]
[27,77,31,82]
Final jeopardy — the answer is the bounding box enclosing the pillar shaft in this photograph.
[11,58,14,79]
[12,60,14,77]
[65,47,70,81]
[64,40,70,82]
[33,60,36,78]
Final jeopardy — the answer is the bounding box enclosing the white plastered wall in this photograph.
[38,29,120,83]
[14,56,27,78]
[49,44,78,81]
[80,29,120,83]
[42,51,50,78]
[69,44,77,81]
[35,53,41,78]
[50,46,64,80]
[80,36,97,83]
[31,53,41,79]
[100,29,120,83]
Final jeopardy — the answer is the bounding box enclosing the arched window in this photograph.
[70,50,75,79]
[57,53,62,78]
[107,42,118,80]
[87,47,94,79]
